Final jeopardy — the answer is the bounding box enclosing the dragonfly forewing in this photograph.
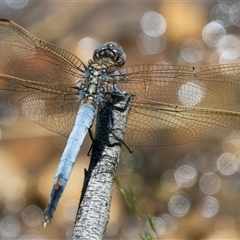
[0,19,85,85]
[118,64,240,109]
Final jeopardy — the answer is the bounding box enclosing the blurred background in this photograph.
[1,0,240,239]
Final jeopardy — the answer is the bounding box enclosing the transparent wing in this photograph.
[125,100,240,146]
[2,73,240,146]
[0,19,85,84]
[0,74,81,137]
[118,64,240,108]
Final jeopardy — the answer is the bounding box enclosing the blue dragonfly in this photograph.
[1,19,240,226]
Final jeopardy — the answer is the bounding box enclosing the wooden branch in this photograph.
[72,94,132,240]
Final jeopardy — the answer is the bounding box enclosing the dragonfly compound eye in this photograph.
[93,42,126,67]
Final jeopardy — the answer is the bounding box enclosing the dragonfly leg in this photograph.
[107,101,133,153]
[110,127,133,153]
[87,128,94,156]
[112,85,126,97]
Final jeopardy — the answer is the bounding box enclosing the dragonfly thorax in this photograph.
[79,62,114,103]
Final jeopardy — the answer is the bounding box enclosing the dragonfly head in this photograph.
[93,42,126,68]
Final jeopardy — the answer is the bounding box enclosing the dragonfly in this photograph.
[1,19,240,226]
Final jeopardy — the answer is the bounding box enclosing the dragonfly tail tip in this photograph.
[42,220,50,228]
[42,214,52,228]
